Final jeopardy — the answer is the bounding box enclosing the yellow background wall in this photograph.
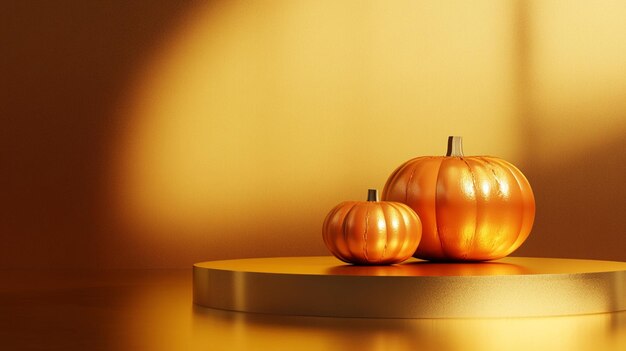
[1,0,624,268]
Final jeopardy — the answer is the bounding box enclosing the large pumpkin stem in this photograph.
[367,189,379,202]
[446,136,464,157]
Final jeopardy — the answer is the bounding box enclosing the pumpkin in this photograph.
[382,136,535,261]
[322,189,422,265]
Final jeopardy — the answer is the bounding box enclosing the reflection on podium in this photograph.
[326,261,529,276]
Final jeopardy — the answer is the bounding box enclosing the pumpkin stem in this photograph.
[446,136,464,157]
[367,189,379,202]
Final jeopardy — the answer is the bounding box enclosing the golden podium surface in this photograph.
[194,256,626,318]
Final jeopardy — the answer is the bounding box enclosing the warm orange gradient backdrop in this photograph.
[1,0,625,269]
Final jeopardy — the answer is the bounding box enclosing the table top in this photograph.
[195,255,626,275]
[2,264,625,351]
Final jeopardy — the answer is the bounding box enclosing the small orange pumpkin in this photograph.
[382,136,535,261]
[323,189,422,265]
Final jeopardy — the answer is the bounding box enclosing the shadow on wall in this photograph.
[512,0,626,261]
[516,134,626,262]
[0,1,200,269]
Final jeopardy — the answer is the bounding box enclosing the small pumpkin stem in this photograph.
[367,189,379,202]
[446,136,464,157]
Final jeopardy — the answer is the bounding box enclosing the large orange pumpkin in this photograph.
[382,136,535,261]
[323,189,422,265]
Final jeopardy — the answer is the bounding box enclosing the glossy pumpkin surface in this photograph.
[382,137,535,261]
[323,190,422,265]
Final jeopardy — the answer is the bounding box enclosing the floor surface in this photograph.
[1,269,624,350]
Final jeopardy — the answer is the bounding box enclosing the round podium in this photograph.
[193,256,626,318]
